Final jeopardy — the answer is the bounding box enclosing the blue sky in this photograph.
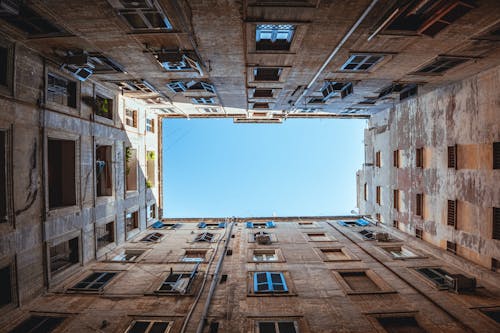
[162,117,366,218]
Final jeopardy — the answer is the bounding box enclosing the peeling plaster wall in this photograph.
[358,65,500,269]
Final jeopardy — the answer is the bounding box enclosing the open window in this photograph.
[95,94,113,119]
[252,249,279,262]
[0,264,14,309]
[69,272,117,292]
[254,67,282,81]
[256,24,295,51]
[111,249,145,262]
[157,264,199,294]
[181,250,207,262]
[48,138,76,209]
[125,109,138,128]
[96,145,112,197]
[253,231,273,245]
[321,81,353,100]
[125,147,138,191]
[125,211,139,236]
[124,320,172,333]
[96,221,114,250]
[49,237,80,275]
[141,232,163,242]
[147,203,156,221]
[194,232,215,242]
[376,315,426,333]
[116,0,172,31]
[146,118,155,133]
[341,54,384,71]
[253,272,288,293]
[255,321,299,333]
[246,221,276,229]
[47,73,77,108]
[8,315,66,333]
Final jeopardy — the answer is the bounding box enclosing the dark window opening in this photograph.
[415,267,450,289]
[258,321,297,333]
[377,316,426,333]
[416,193,424,216]
[0,46,8,86]
[415,57,469,74]
[49,237,79,274]
[96,145,112,197]
[448,145,457,169]
[393,150,400,168]
[340,271,380,292]
[70,272,116,291]
[394,189,400,211]
[415,228,423,239]
[493,142,500,169]
[493,207,500,240]
[256,24,295,51]
[48,139,76,209]
[8,315,65,333]
[416,147,424,167]
[119,5,172,31]
[0,265,12,307]
[0,5,66,36]
[97,222,114,250]
[141,232,163,242]
[254,67,282,81]
[376,186,381,204]
[125,211,139,234]
[382,0,476,37]
[158,268,197,294]
[47,73,77,108]
[393,220,399,229]
[220,275,228,284]
[492,258,500,272]
[253,103,270,109]
[0,130,6,222]
[446,241,457,254]
[375,151,381,167]
[95,95,113,119]
[378,83,418,101]
[125,320,171,333]
[254,89,273,98]
[447,200,457,227]
[480,309,500,324]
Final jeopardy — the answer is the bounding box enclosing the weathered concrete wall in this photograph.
[358,64,500,269]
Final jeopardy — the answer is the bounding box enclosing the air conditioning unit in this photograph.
[0,0,20,15]
[375,232,390,241]
[445,274,476,293]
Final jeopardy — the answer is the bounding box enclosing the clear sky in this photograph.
[162,117,367,218]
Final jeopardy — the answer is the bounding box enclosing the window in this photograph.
[359,229,375,240]
[49,237,79,274]
[8,315,65,333]
[95,95,113,119]
[446,241,457,254]
[96,145,112,197]
[254,67,282,81]
[146,150,155,188]
[415,267,450,289]
[415,56,469,74]
[307,233,331,241]
[393,150,400,168]
[341,54,384,71]
[377,316,426,333]
[480,308,500,324]
[416,147,424,167]
[155,52,202,73]
[320,248,350,261]
[494,207,500,240]
[256,321,298,333]
[376,186,381,204]
[48,139,76,209]
[147,203,156,220]
[491,258,500,272]
[112,249,144,262]
[253,102,270,109]
[364,183,367,201]
[338,271,381,292]
[0,44,13,89]
[0,5,66,36]
[69,272,116,291]
[253,89,273,98]
[321,81,353,100]
[125,109,138,127]
[393,189,400,211]
[382,246,418,259]
[146,119,155,133]
[448,145,457,169]
[47,73,77,108]
[96,222,114,250]
[125,147,138,191]
[253,231,273,245]
[247,221,276,228]
[0,265,13,308]
[182,250,207,262]
[141,232,163,242]
[375,151,381,167]
[0,130,7,223]
[415,227,423,239]
[376,213,381,222]
[494,142,500,169]
[113,79,157,93]
[158,269,198,294]
[253,272,288,293]
[253,249,278,262]
[125,211,139,234]
[167,81,186,93]
[378,83,418,101]
[447,200,457,227]
[416,194,424,217]
[393,220,399,229]
[124,320,171,333]
[256,24,295,51]
[192,97,216,105]
[195,232,215,242]
[118,3,172,30]
[380,0,475,37]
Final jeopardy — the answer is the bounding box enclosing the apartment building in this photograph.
[1,217,499,333]
[357,64,500,271]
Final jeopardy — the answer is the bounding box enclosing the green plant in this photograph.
[146,179,153,188]
[147,151,156,161]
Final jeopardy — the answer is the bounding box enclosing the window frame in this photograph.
[255,24,296,51]
[251,271,289,294]
[46,72,78,110]
[124,319,173,333]
[68,271,118,293]
[249,248,285,263]
[414,56,470,75]
[0,38,14,95]
[316,247,359,262]
[7,314,67,333]
[332,269,395,295]
[341,53,385,72]
[0,126,13,226]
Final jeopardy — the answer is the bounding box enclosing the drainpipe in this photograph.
[40,57,48,289]
[289,0,380,114]
[194,218,235,333]
[91,84,98,260]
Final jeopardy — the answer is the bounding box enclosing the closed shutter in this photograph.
[447,200,457,227]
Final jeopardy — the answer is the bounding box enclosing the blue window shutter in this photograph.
[254,272,269,292]
[356,219,369,226]
[152,221,163,229]
[198,222,206,228]
[218,222,226,228]
[280,273,288,292]
[246,222,254,228]
[338,221,347,226]
[266,221,276,228]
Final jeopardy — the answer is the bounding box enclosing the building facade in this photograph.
[1,217,499,333]
[357,64,500,271]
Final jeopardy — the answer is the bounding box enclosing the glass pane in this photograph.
[278,322,297,333]
[259,322,276,333]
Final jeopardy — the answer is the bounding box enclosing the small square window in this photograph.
[256,321,298,333]
[47,73,77,108]
[96,222,114,250]
[341,54,384,71]
[49,237,79,275]
[253,272,288,293]
[254,67,282,81]
[256,24,295,51]
[95,95,113,119]
[359,229,375,240]
[125,109,138,128]
[253,102,270,109]
[446,241,457,254]
[69,272,116,292]
[141,232,163,242]
[8,315,65,333]
[253,249,278,262]
[124,320,172,333]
